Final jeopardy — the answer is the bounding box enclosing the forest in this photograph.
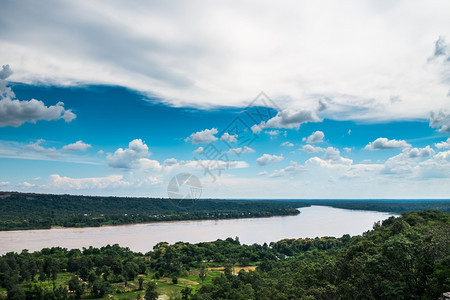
[0,192,305,231]
[0,210,448,299]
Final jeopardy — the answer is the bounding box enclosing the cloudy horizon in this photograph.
[0,0,449,198]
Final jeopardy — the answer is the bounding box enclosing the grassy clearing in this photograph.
[11,267,254,299]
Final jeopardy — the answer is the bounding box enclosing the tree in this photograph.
[145,281,159,300]
[138,276,145,290]
[172,276,178,284]
[68,275,84,298]
[181,287,192,300]
[7,284,25,300]
[199,267,207,283]
[91,278,110,298]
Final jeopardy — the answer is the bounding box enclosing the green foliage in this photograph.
[305,199,450,213]
[0,192,306,230]
[1,210,448,299]
[145,281,159,300]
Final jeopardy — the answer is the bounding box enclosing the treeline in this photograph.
[304,199,450,213]
[0,210,448,299]
[0,192,306,231]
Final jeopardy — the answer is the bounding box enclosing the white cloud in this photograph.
[0,64,13,80]
[435,138,450,149]
[382,147,450,178]
[22,181,36,188]
[193,146,204,154]
[137,158,162,171]
[256,154,283,166]
[228,146,255,154]
[46,174,130,190]
[302,144,325,153]
[186,128,218,144]
[250,124,264,134]
[220,132,237,142]
[107,139,160,170]
[264,109,321,129]
[264,130,280,136]
[257,171,268,176]
[0,181,9,187]
[0,65,76,127]
[429,111,450,132]
[364,138,411,150]
[305,131,324,143]
[270,161,306,177]
[163,158,178,166]
[281,141,294,147]
[61,140,91,152]
[182,159,249,171]
[0,98,76,127]
[323,147,353,165]
[407,146,435,158]
[343,147,352,153]
[24,139,60,157]
[3,3,450,121]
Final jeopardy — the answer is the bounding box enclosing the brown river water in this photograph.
[0,206,397,254]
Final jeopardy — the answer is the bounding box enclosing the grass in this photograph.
[9,266,256,299]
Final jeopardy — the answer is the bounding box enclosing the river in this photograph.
[0,206,397,254]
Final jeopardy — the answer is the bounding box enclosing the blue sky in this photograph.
[0,1,449,198]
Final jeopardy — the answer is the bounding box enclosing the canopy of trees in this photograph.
[0,192,306,230]
[0,210,448,299]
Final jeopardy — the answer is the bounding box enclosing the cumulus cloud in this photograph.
[193,146,204,154]
[228,146,255,155]
[302,144,325,153]
[24,139,60,157]
[364,138,411,150]
[281,141,294,147]
[305,131,324,143]
[46,174,130,190]
[435,138,450,149]
[407,146,435,158]
[0,181,9,187]
[382,146,449,177]
[0,98,76,127]
[107,139,160,170]
[0,64,13,80]
[61,140,91,152]
[0,65,76,127]
[429,111,450,132]
[220,132,237,143]
[186,128,218,144]
[251,124,264,134]
[323,147,353,165]
[270,161,306,177]
[264,109,321,129]
[163,158,178,166]
[256,154,283,166]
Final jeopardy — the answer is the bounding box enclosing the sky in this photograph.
[0,0,449,199]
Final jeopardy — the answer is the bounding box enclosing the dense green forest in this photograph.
[0,192,305,231]
[0,210,448,299]
[304,199,450,213]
